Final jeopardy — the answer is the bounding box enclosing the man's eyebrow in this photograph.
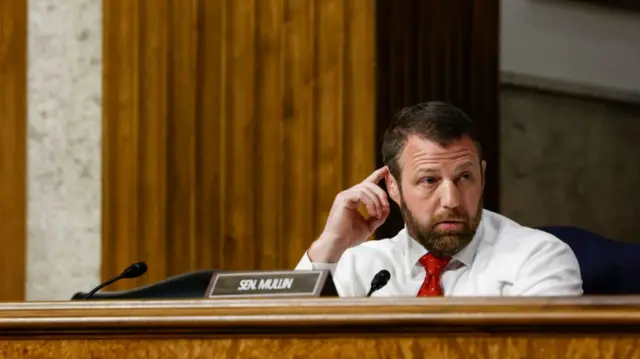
[415,168,439,175]
[454,161,474,173]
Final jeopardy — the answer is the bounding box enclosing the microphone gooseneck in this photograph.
[83,261,148,299]
[366,269,391,297]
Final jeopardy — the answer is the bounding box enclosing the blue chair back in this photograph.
[539,226,640,295]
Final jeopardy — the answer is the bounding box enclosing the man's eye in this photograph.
[460,172,472,180]
[421,177,437,184]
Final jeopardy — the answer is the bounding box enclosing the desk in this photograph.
[0,297,639,358]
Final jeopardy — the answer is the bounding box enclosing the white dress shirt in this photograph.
[295,209,583,297]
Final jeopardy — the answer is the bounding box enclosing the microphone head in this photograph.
[120,261,148,279]
[371,269,391,288]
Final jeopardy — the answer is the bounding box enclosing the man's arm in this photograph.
[292,167,391,297]
[295,251,338,272]
[508,236,583,296]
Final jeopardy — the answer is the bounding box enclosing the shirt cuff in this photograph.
[295,251,339,272]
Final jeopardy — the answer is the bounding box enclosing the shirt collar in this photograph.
[404,212,485,269]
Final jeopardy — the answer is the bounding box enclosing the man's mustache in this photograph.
[432,211,467,223]
[428,211,470,230]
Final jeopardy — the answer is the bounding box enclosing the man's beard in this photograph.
[400,195,483,258]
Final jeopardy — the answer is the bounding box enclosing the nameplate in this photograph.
[205,270,337,298]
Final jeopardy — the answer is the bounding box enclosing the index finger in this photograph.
[364,166,389,184]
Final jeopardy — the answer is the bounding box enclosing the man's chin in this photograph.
[422,233,474,257]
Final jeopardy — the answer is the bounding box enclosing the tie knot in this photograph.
[419,253,451,276]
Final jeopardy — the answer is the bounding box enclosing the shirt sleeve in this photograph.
[508,236,583,296]
[294,251,339,273]
[294,250,366,297]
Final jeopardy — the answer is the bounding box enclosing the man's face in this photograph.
[387,135,485,257]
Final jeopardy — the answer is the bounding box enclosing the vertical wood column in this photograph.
[374,0,500,239]
[102,0,375,289]
[0,0,27,301]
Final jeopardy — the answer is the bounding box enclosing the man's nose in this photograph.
[439,180,461,209]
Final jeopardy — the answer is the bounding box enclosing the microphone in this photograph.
[366,269,391,297]
[83,261,148,299]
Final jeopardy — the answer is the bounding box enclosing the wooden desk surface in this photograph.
[1,296,640,358]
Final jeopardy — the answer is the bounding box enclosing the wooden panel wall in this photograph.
[0,0,27,301]
[102,0,375,289]
[374,0,500,239]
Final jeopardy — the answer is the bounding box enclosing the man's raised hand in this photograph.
[308,167,391,263]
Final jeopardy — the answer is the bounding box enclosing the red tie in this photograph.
[417,253,451,296]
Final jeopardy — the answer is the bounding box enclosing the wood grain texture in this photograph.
[102,0,375,289]
[0,0,27,301]
[3,337,640,359]
[374,0,500,239]
[1,298,640,358]
[1,297,640,331]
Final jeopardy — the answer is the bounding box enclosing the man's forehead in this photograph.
[400,135,479,168]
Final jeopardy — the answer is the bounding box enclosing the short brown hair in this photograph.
[381,102,482,180]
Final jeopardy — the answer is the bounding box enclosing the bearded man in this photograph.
[295,102,583,297]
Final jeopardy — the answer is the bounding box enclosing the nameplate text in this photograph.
[205,270,337,298]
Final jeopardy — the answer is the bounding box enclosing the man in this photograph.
[296,102,582,297]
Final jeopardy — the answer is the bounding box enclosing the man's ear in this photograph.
[385,171,401,205]
[481,160,487,191]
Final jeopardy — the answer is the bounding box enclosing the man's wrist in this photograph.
[307,233,347,263]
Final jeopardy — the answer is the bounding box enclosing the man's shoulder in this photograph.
[480,210,571,257]
[476,210,579,286]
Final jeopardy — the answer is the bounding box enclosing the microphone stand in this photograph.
[83,274,123,299]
